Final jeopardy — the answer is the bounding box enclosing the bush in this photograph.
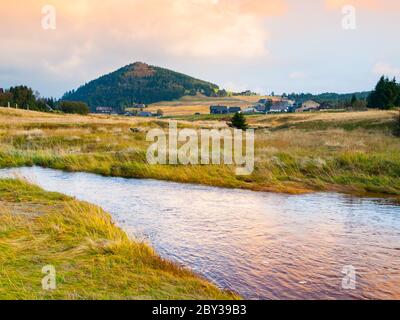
[60,101,89,115]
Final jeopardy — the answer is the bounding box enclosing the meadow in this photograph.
[0,107,399,199]
[1,106,399,299]
[146,94,277,115]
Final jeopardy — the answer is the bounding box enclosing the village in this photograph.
[210,98,323,115]
[92,97,325,118]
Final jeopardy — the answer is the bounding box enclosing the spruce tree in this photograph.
[229,113,248,130]
[368,76,400,109]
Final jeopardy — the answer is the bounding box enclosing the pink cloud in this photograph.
[325,0,400,11]
[0,0,288,62]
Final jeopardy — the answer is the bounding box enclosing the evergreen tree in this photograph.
[351,94,358,106]
[229,113,248,130]
[60,101,89,115]
[368,76,400,109]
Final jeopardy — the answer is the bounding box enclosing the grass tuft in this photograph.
[0,179,238,300]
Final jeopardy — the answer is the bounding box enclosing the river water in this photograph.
[1,166,399,300]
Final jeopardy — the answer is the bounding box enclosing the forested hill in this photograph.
[61,62,220,111]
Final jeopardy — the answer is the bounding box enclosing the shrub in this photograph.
[60,101,89,115]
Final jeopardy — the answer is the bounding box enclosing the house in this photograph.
[210,105,228,114]
[228,107,242,114]
[296,100,320,112]
[254,104,269,113]
[96,106,114,114]
[242,107,258,114]
[269,102,290,113]
[269,99,294,113]
[132,103,146,109]
[138,111,153,117]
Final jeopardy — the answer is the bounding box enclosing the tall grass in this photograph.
[0,107,399,198]
[0,179,238,300]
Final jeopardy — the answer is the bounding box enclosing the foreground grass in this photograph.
[0,179,238,300]
[0,107,399,199]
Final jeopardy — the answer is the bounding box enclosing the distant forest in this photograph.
[62,62,220,112]
[285,91,371,105]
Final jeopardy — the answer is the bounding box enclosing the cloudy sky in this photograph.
[1,0,399,97]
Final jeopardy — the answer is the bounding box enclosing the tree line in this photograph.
[0,86,89,115]
[367,76,400,110]
[0,86,52,112]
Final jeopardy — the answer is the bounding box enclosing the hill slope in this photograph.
[62,62,219,111]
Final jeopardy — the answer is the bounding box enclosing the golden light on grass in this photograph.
[0,178,238,300]
[0,107,399,197]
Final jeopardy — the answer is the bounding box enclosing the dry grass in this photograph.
[0,179,238,300]
[0,107,399,198]
[146,94,277,116]
[147,105,212,115]
[249,110,398,129]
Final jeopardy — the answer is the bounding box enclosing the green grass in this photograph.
[0,179,238,300]
[0,107,399,199]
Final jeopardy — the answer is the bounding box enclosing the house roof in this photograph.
[270,102,289,111]
[138,111,152,116]
[302,100,320,107]
[96,106,114,110]
[229,107,241,111]
[210,105,228,110]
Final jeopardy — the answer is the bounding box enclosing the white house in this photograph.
[296,100,320,112]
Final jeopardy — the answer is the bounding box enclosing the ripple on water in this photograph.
[0,166,399,300]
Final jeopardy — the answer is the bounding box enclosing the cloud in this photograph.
[372,62,400,78]
[0,0,288,96]
[0,0,288,61]
[325,0,400,11]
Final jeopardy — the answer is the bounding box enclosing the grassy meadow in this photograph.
[0,107,399,198]
[0,106,399,299]
[0,178,237,300]
[146,94,277,116]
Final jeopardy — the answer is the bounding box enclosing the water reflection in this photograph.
[0,167,399,300]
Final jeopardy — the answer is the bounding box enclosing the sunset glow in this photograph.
[0,0,399,96]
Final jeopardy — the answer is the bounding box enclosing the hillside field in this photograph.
[146,94,276,115]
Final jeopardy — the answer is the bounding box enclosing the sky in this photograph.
[0,0,399,98]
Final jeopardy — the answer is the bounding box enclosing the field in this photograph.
[146,94,275,116]
[0,178,237,299]
[0,107,399,199]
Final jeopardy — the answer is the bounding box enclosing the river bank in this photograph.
[0,178,238,300]
[1,166,399,299]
